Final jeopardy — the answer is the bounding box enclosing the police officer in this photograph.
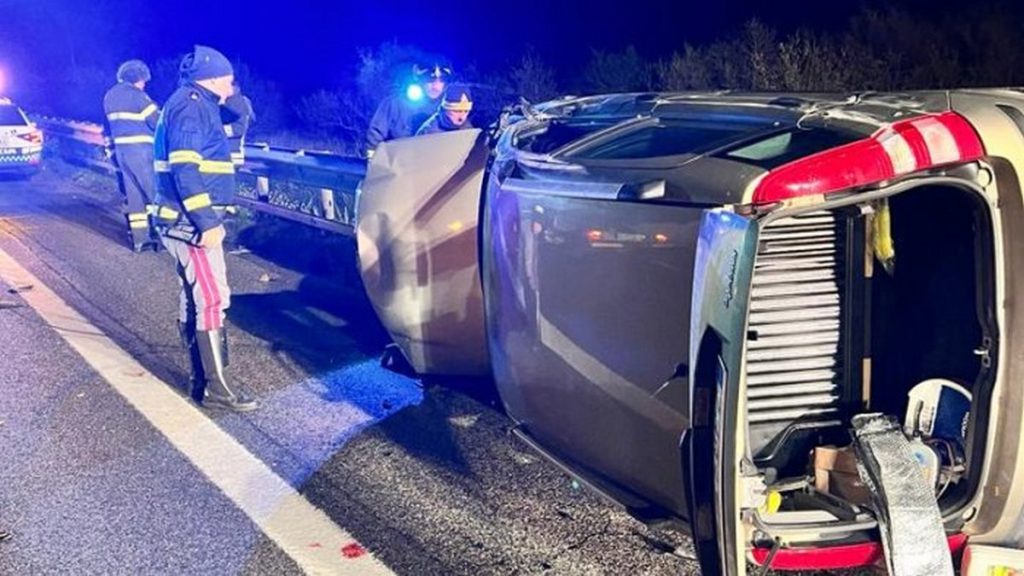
[416,83,474,135]
[153,45,258,411]
[221,80,255,167]
[103,60,160,252]
[364,63,451,157]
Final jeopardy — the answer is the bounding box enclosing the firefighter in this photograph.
[152,45,258,412]
[415,83,474,135]
[364,62,451,158]
[221,80,255,167]
[103,60,160,252]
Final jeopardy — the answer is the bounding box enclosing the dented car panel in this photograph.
[356,128,491,376]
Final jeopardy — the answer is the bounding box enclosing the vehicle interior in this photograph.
[744,182,996,545]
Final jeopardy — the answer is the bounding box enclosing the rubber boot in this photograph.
[177,320,206,403]
[195,329,258,412]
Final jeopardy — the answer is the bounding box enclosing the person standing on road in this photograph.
[415,83,475,136]
[221,80,255,167]
[364,62,452,158]
[152,45,258,412]
[103,60,161,252]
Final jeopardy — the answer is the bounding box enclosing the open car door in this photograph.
[688,208,760,576]
[946,90,1024,566]
[356,129,491,376]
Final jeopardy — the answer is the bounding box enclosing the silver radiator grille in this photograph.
[747,212,843,424]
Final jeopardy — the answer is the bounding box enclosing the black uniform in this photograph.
[103,82,159,250]
[153,78,257,412]
[364,94,438,156]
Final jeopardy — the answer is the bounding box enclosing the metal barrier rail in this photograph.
[31,116,366,236]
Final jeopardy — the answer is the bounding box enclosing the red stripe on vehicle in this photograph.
[750,533,968,571]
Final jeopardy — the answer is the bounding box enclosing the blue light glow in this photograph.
[406,84,424,102]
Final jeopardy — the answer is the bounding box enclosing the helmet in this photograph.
[441,83,473,112]
[117,60,151,84]
[413,62,453,83]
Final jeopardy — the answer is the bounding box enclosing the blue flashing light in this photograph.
[406,84,424,102]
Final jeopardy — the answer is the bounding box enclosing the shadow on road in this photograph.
[228,274,391,374]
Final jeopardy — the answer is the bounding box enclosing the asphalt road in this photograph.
[0,163,701,575]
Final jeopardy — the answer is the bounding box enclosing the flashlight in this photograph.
[406,84,424,102]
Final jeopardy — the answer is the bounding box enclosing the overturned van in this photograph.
[356,90,1024,574]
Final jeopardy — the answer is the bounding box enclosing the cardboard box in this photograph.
[814,445,873,505]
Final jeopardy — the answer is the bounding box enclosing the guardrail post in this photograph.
[320,188,336,221]
[256,176,270,202]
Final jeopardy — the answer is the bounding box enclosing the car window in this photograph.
[0,106,27,126]
[520,120,619,154]
[564,118,774,160]
[718,128,860,169]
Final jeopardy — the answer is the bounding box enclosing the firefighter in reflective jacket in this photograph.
[364,63,451,158]
[416,83,474,135]
[103,60,160,252]
[153,45,258,412]
[221,80,254,166]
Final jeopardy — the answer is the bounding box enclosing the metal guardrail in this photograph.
[31,116,366,236]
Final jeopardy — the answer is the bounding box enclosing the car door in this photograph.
[943,90,1024,552]
[356,129,491,376]
[688,207,759,576]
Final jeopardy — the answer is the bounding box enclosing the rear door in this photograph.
[688,208,759,576]
[356,129,491,376]
[945,90,1024,549]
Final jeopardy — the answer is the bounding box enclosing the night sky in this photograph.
[0,0,1015,97]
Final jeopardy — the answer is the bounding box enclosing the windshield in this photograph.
[0,106,27,126]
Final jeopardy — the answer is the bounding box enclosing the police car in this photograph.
[0,98,42,176]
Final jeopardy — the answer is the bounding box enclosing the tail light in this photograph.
[19,130,42,145]
[753,112,985,204]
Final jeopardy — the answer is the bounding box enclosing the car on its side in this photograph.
[357,90,1024,574]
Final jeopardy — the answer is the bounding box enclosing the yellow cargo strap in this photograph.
[872,198,896,275]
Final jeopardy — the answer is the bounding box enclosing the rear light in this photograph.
[750,533,968,571]
[753,111,985,204]
[19,130,42,145]
[586,229,603,242]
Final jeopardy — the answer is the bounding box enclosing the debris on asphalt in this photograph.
[228,246,252,256]
[7,284,33,294]
[448,414,480,429]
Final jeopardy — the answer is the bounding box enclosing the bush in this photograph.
[509,48,559,103]
[581,46,654,93]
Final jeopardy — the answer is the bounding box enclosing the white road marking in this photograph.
[0,244,394,576]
